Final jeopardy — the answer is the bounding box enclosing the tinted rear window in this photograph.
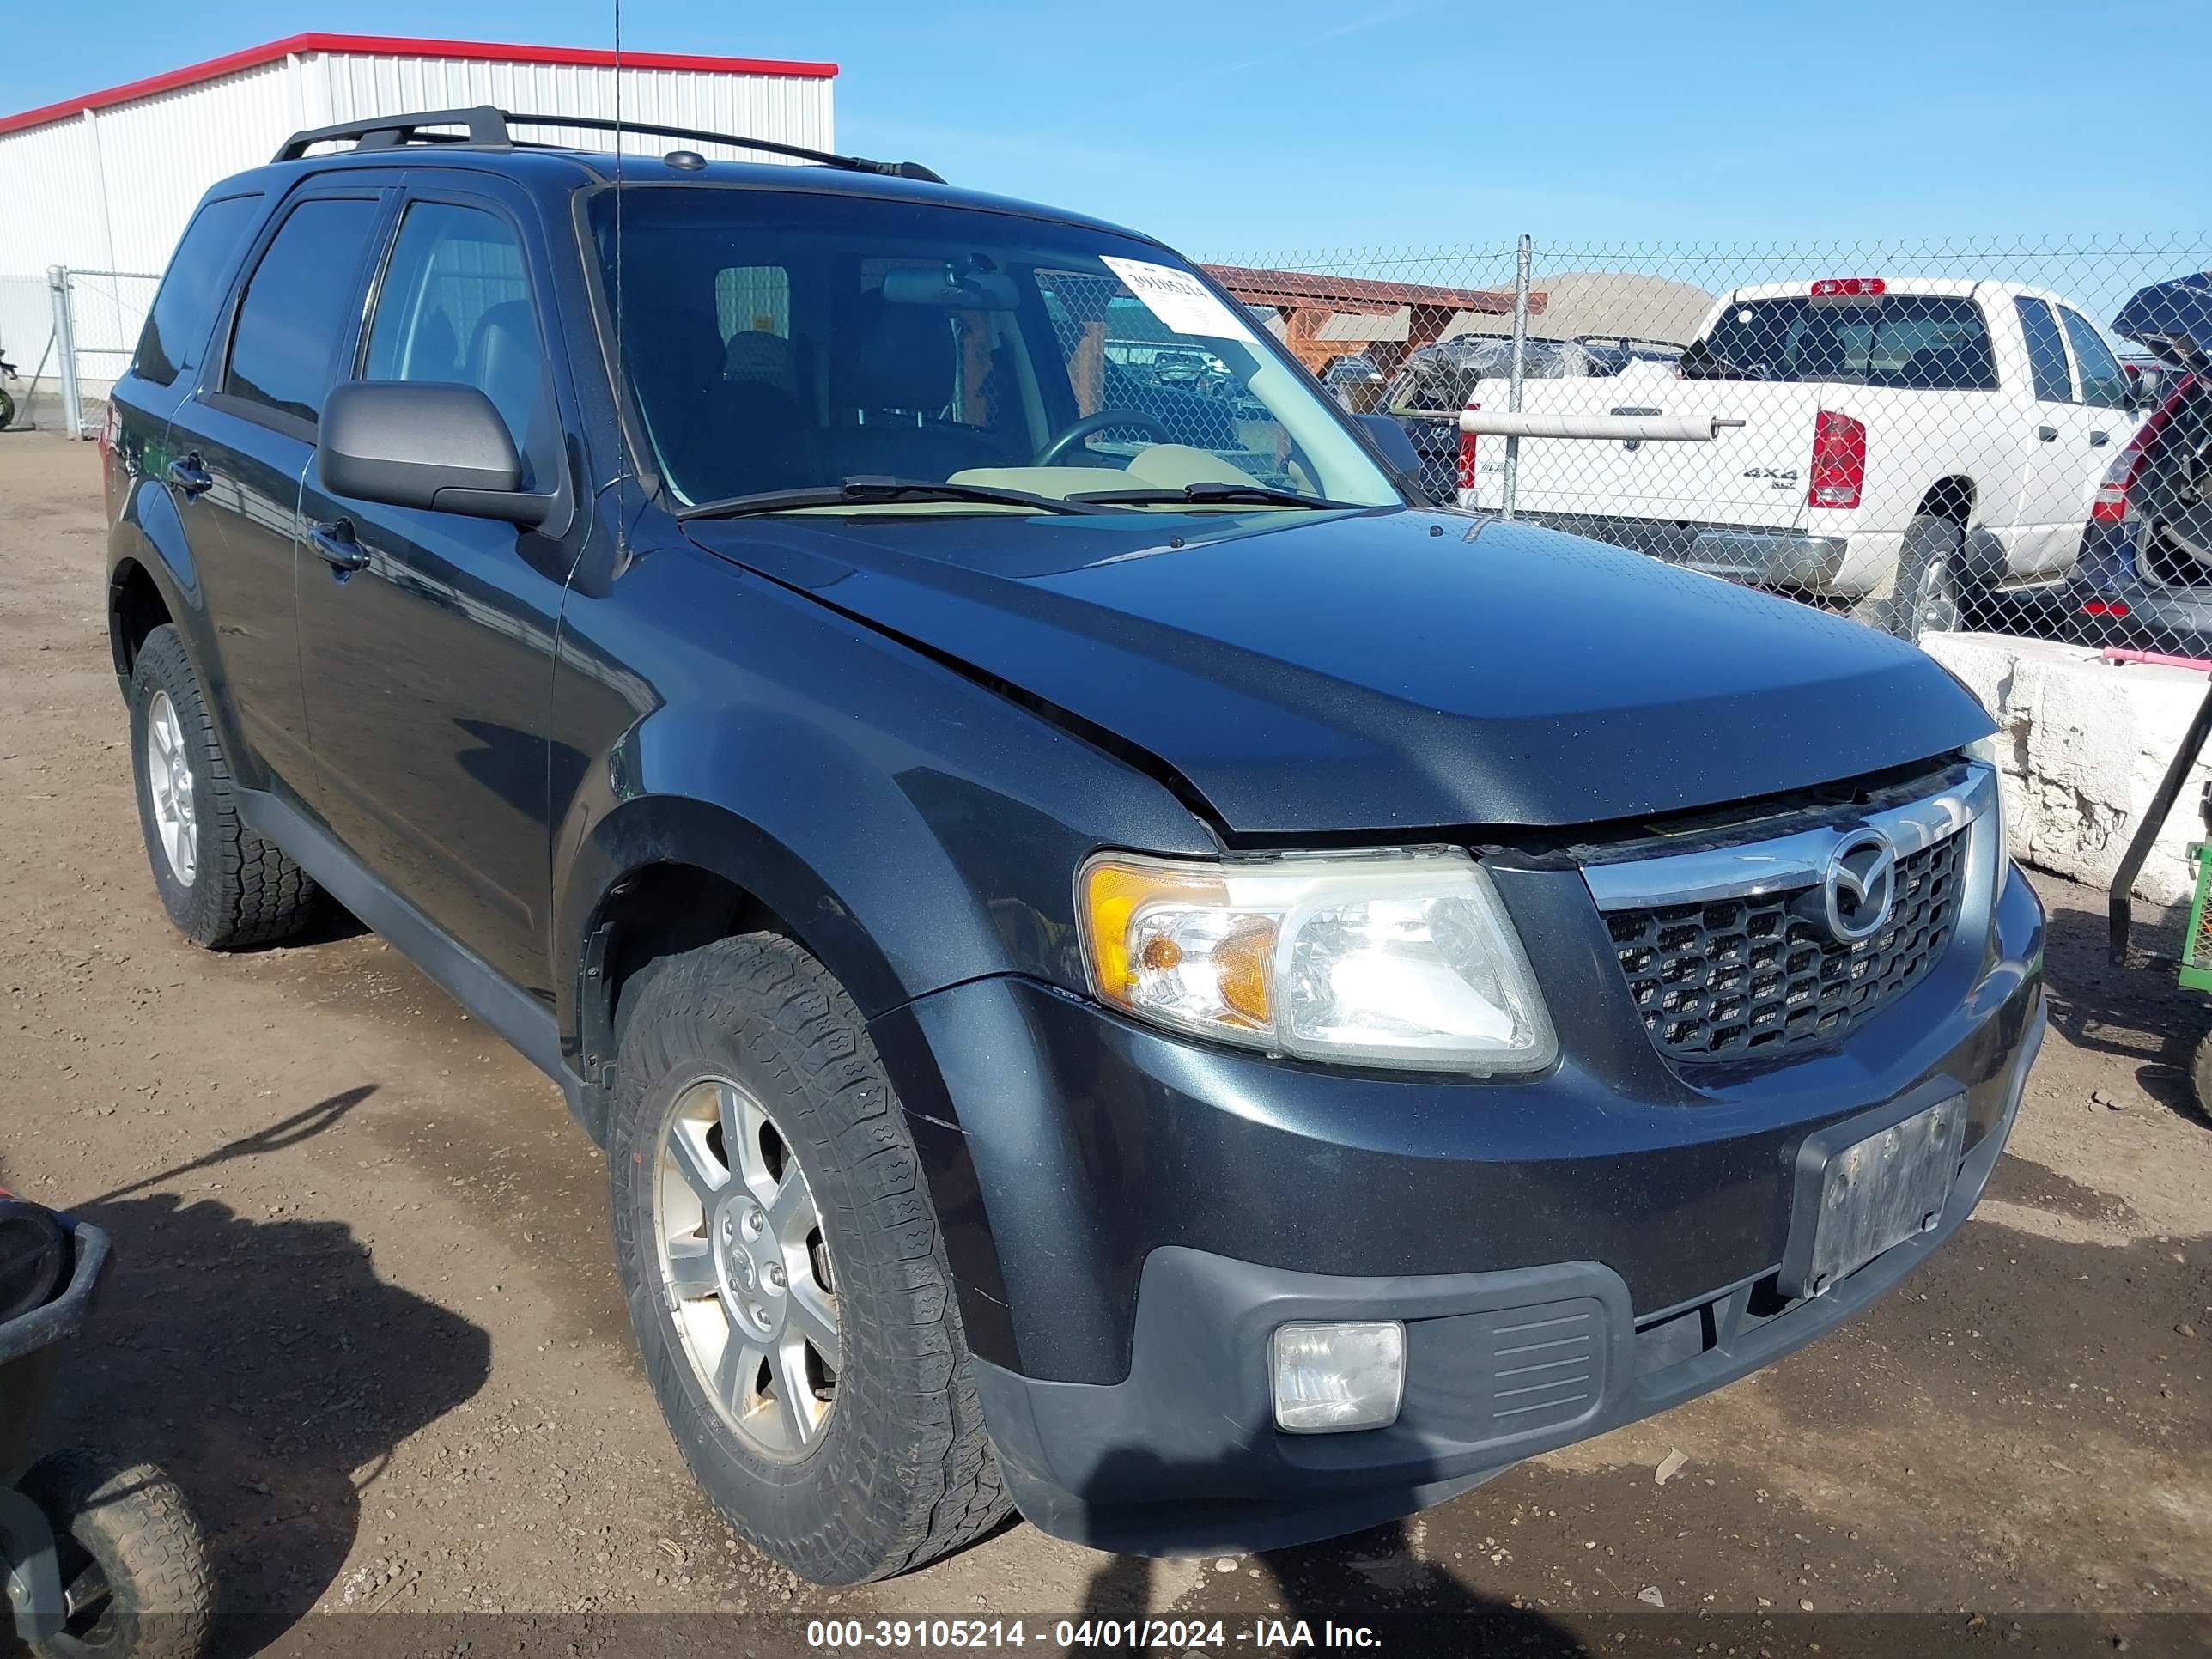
[223,198,384,426]
[1697,295,1997,391]
[131,194,264,387]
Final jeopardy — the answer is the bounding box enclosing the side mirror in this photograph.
[1353,410,1425,479]
[319,381,557,527]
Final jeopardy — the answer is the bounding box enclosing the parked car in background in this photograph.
[1386,334,1686,503]
[1458,278,2148,638]
[2119,350,2184,413]
[2062,274,2212,655]
[103,108,2045,1587]
[1319,352,1388,412]
[1573,334,1687,376]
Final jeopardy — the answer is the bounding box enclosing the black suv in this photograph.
[103,107,2046,1583]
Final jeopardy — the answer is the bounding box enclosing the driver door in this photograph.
[294,183,584,992]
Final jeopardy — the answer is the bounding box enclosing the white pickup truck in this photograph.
[1456,277,2144,635]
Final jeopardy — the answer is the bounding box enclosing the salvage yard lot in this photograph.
[3,431,2209,1655]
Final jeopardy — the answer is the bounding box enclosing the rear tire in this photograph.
[1893,513,1969,641]
[609,932,1009,1583]
[21,1449,215,1659]
[127,625,319,949]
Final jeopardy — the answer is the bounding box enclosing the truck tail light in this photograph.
[2091,377,2191,524]
[1810,277,1887,297]
[1457,402,1480,493]
[1808,410,1866,509]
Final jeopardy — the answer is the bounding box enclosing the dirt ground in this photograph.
[3,429,2209,1657]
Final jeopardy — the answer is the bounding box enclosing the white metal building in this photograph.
[0,32,837,404]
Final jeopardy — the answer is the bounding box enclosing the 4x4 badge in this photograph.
[1824,830,1897,944]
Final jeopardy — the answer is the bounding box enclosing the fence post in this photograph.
[47,266,83,439]
[1501,234,1532,520]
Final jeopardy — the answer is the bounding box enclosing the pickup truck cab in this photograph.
[102,109,2045,1582]
[1459,277,2143,636]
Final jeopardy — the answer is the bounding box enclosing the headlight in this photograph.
[1965,734,2010,874]
[1077,847,1555,1073]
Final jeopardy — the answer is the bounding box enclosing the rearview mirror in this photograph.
[319,381,557,527]
[878,265,1019,311]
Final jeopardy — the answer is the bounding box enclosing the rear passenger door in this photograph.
[2056,306,2136,568]
[179,186,392,794]
[2011,295,2094,578]
[295,182,583,994]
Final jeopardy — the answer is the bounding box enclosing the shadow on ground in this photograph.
[1054,1440,1588,1655]
[2041,898,2209,1125]
[40,1091,491,1654]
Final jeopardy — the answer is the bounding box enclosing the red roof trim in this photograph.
[0,32,837,139]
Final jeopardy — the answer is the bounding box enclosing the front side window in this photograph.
[224,197,384,425]
[592,189,1397,513]
[2058,307,2130,410]
[2014,297,2074,404]
[1697,295,1997,391]
[362,200,549,470]
[134,193,264,388]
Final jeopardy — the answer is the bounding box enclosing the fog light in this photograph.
[1271,1321,1406,1433]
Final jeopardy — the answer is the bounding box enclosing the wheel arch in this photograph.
[1912,476,2004,586]
[556,793,917,1137]
[1915,476,1976,525]
[106,478,206,692]
[561,793,1023,1365]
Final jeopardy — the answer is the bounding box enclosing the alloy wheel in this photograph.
[1911,556,1961,638]
[144,689,198,885]
[653,1074,840,1459]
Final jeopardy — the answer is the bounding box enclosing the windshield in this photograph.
[591,188,1399,513]
[1690,295,1997,391]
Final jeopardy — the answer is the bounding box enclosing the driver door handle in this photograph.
[2036,424,2059,441]
[308,518,371,574]
[165,454,213,496]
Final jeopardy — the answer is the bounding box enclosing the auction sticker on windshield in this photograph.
[1101,256,1257,343]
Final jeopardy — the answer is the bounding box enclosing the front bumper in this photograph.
[871,856,2046,1554]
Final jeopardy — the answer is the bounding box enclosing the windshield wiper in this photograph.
[676,476,1117,521]
[1065,482,1364,511]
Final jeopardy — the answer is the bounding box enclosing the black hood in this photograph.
[684,508,1993,836]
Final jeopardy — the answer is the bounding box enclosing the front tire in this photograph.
[127,625,319,949]
[609,933,1009,1583]
[20,1449,215,1659]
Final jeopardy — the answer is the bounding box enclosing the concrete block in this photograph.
[1922,634,2212,908]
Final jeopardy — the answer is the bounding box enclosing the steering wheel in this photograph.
[1035,408,1172,466]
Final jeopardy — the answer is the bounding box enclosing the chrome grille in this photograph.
[1605,828,1965,1060]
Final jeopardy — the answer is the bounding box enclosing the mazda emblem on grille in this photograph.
[1824,830,1897,944]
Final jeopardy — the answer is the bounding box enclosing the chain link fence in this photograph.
[0,266,159,435]
[1203,235,2212,667]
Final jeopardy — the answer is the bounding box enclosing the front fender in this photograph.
[545,540,1219,1355]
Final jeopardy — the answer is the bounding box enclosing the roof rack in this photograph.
[274,106,513,161]
[272,105,943,182]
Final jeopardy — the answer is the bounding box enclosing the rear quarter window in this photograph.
[131,194,265,388]
[1698,295,1997,391]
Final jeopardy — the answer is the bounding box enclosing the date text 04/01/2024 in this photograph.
[804,1618,1383,1649]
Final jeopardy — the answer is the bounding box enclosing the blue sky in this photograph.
[9,0,2207,265]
